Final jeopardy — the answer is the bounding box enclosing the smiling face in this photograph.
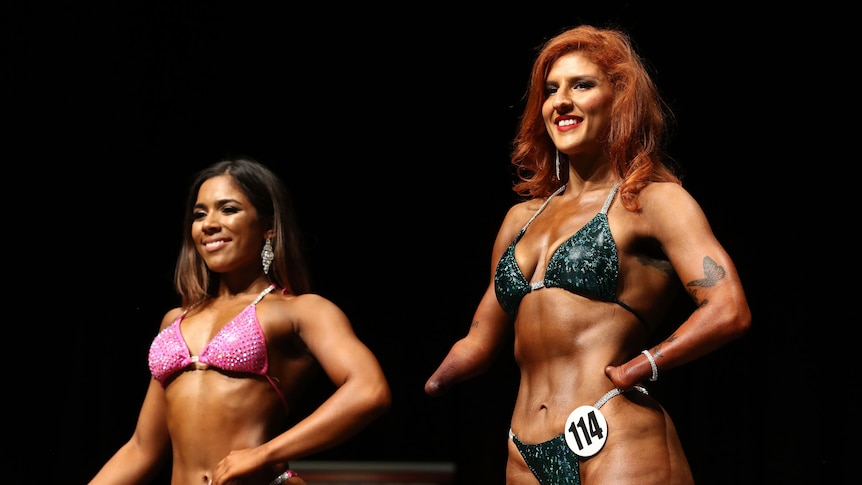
[192,174,269,275]
[542,52,614,159]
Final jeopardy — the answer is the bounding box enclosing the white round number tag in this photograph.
[564,405,608,457]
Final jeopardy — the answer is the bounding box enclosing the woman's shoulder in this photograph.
[158,307,185,329]
[502,196,548,225]
[270,291,334,306]
[633,182,712,235]
[264,291,346,319]
[636,182,700,213]
[259,292,354,342]
[495,198,543,243]
[639,180,690,198]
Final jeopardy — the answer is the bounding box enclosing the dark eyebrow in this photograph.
[193,198,242,210]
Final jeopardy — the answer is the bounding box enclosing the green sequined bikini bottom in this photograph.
[508,386,648,484]
[510,430,580,485]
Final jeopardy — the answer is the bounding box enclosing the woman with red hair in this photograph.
[426,25,750,484]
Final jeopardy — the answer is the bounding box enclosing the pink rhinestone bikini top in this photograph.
[147,285,288,411]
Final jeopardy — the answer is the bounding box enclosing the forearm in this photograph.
[607,292,751,388]
[262,376,391,463]
[425,336,498,397]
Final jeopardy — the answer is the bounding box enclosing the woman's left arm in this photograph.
[211,294,391,485]
[266,294,391,458]
[605,183,751,388]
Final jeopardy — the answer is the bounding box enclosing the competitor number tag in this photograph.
[564,405,608,457]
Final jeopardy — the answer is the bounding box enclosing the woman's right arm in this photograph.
[88,310,180,485]
[424,204,525,397]
[423,285,512,397]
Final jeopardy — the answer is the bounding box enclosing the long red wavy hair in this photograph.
[511,25,680,211]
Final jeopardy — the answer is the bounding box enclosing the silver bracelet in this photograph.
[642,349,658,382]
[269,470,299,485]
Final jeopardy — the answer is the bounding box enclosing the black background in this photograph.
[12,2,840,484]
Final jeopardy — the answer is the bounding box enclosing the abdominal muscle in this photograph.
[506,292,692,484]
[164,370,289,485]
[510,292,645,427]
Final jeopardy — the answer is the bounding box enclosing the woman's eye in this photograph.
[221,206,239,214]
[573,81,594,91]
[193,211,206,220]
[545,85,559,96]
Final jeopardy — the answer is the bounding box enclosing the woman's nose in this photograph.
[201,215,220,233]
[553,93,572,111]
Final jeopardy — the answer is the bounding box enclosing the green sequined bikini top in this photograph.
[494,183,646,327]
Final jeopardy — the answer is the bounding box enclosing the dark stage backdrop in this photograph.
[13,3,837,484]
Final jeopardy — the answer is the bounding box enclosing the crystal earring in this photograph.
[261,238,274,275]
[555,149,561,180]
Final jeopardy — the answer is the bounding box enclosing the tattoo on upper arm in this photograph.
[685,256,726,306]
[686,256,725,288]
[471,320,479,329]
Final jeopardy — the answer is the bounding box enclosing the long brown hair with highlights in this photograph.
[174,157,312,308]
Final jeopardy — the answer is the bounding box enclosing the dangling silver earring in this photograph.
[555,149,561,180]
[261,238,274,275]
